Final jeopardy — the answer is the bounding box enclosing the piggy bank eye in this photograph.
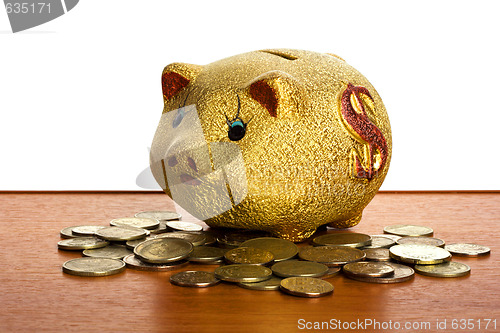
[228,120,246,141]
[172,107,186,128]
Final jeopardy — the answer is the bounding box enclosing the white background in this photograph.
[0,0,499,190]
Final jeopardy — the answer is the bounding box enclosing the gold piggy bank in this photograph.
[150,49,392,242]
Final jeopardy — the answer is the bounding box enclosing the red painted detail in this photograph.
[167,156,178,167]
[187,157,198,172]
[162,72,189,100]
[341,83,388,180]
[180,173,201,186]
[249,80,278,117]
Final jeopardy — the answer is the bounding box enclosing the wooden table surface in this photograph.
[0,192,499,333]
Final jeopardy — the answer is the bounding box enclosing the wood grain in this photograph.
[0,192,499,332]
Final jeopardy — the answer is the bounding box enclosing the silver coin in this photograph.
[58,237,109,251]
[123,254,189,271]
[390,244,451,265]
[371,234,402,242]
[363,248,392,262]
[384,224,434,237]
[95,226,148,242]
[444,243,491,257]
[110,217,160,230]
[237,276,283,291]
[125,237,155,250]
[82,244,133,259]
[149,221,169,234]
[414,262,471,278]
[344,262,414,284]
[135,210,181,221]
[62,257,125,277]
[166,221,203,232]
[155,232,206,246]
[71,225,107,236]
[60,225,86,239]
[362,236,396,249]
[134,237,193,264]
[397,236,445,248]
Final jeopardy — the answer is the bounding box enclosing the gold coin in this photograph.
[214,264,272,283]
[239,237,298,262]
[216,230,271,248]
[170,271,221,288]
[95,226,148,242]
[397,236,445,247]
[389,244,451,265]
[362,236,396,249]
[57,237,109,251]
[414,262,471,278]
[135,210,181,221]
[194,259,225,265]
[123,254,189,271]
[312,233,371,248]
[188,246,227,263]
[271,260,329,278]
[62,257,125,277]
[155,232,206,246]
[320,267,342,279]
[60,225,86,239]
[166,221,203,232]
[82,245,133,259]
[344,262,414,284]
[280,277,334,298]
[201,233,217,246]
[110,217,160,230]
[125,237,155,250]
[224,247,274,265]
[444,243,491,257]
[363,248,392,262]
[134,237,193,264]
[343,262,395,278]
[383,224,434,237]
[237,276,283,291]
[298,246,365,267]
[71,225,107,236]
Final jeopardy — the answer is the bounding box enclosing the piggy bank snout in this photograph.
[164,139,211,186]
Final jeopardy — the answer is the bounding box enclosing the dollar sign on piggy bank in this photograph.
[150,49,392,242]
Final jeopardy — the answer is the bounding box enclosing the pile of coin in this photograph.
[58,216,490,298]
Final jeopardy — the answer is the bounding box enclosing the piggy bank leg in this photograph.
[328,212,362,229]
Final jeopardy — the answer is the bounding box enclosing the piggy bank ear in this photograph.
[245,71,304,118]
[161,63,202,102]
